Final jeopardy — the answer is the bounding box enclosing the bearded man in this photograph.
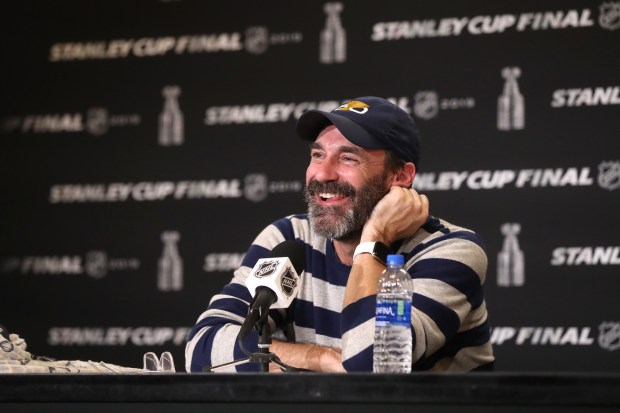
[185,96,495,373]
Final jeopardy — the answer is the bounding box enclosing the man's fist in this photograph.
[361,186,429,245]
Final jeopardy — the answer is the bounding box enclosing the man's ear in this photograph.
[391,162,416,188]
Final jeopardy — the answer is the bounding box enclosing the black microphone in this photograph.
[237,240,306,340]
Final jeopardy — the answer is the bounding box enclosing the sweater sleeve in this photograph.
[184,221,292,372]
[340,294,376,371]
[407,230,490,370]
[339,229,489,372]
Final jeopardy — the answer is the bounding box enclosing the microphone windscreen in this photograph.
[270,240,306,275]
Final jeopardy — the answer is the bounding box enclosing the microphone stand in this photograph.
[203,309,295,373]
[256,312,272,372]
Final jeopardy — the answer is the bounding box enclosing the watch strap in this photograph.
[353,241,392,265]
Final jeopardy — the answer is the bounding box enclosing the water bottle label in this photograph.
[375,300,411,327]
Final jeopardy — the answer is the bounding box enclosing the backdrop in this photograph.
[1,0,619,372]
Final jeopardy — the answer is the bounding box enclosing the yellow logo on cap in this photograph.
[335,100,369,114]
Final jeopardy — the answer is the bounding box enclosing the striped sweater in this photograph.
[185,214,494,372]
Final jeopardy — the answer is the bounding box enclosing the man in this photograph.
[186,96,494,372]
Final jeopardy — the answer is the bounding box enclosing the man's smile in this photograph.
[317,192,350,206]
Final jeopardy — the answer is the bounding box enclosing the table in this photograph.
[2,372,619,412]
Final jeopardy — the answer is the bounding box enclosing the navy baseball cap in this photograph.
[296,96,421,166]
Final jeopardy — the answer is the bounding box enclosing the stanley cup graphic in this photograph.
[158,86,184,146]
[497,67,525,131]
[158,231,183,291]
[320,2,346,64]
[497,223,525,287]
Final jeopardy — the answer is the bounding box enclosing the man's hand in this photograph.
[342,187,428,307]
[361,186,429,245]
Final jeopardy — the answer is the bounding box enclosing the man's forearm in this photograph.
[343,253,386,307]
[269,339,345,372]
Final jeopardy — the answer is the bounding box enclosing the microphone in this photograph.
[238,240,306,340]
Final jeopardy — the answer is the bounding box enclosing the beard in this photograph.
[304,171,391,242]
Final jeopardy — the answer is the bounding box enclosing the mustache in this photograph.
[305,179,356,198]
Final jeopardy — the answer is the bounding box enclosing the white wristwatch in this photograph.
[353,241,392,265]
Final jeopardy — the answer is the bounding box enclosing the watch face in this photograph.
[373,242,392,264]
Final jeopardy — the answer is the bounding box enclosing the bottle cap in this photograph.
[386,254,404,266]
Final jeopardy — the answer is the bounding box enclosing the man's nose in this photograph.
[313,158,339,182]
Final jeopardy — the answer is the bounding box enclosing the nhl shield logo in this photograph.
[244,173,269,202]
[86,107,109,136]
[598,321,620,351]
[255,260,278,278]
[599,2,620,31]
[245,26,269,55]
[280,267,298,297]
[414,91,439,120]
[598,161,620,191]
[85,250,109,279]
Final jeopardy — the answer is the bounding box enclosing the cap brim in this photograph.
[296,110,385,149]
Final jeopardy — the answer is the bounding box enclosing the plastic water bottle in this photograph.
[373,254,413,373]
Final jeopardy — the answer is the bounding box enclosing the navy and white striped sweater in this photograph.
[185,214,494,372]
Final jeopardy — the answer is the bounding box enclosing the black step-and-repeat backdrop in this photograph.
[1,0,619,372]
